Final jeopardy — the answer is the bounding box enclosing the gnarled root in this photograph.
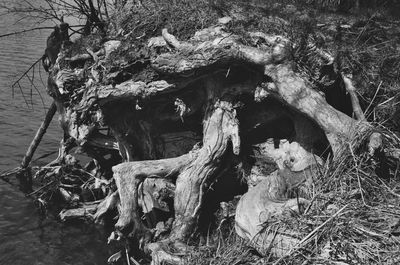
[147,97,239,263]
[146,240,186,265]
[170,98,239,239]
[113,78,241,263]
[113,151,198,235]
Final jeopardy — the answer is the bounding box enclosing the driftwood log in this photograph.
[43,17,386,264]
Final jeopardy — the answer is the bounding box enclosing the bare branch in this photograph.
[11,57,44,109]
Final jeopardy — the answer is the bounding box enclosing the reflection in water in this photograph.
[0,2,111,264]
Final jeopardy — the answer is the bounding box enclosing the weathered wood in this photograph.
[170,102,238,238]
[138,178,175,214]
[94,191,120,223]
[235,138,321,257]
[342,76,365,121]
[17,101,57,192]
[59,201,100,222]
[81,80,175,106]
[235,175,310,257]
[150,28,366,156]
[263,64,367,155]
[152,28,289,74]
[113,150,199,234]
[146,241,183,265]
[20,102,57,169]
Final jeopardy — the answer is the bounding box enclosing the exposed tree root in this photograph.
[31,16,397,264]
[113,151,199,235]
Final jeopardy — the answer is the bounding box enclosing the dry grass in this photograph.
[186,226,266,265]
[187,127,400,265]
[270,128,400,264]
[110,0,220,41]
[336,17,400,129]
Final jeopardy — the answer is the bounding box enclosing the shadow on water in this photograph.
[0,2,111,264]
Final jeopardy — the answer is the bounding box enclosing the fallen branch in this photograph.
[20,102,57,169]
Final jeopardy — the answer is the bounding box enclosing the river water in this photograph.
[0,2,111,265]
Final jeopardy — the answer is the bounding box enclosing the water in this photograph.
[0,2,111,264]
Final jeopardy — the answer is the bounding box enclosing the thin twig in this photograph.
[12,57,42,89]
[26,70,47,111]
[16,82,31,109]
[31,150,58,163]
[348,143,367,206]
[378,178,400,198]
[365,81,383,118]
